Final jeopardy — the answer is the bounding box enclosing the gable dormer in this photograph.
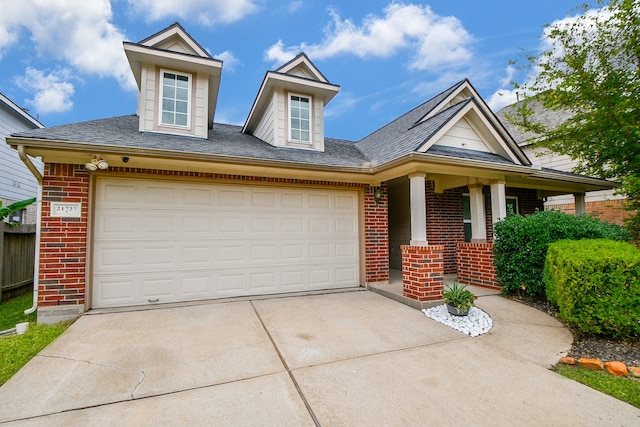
[124,23,222,139]
[242,53,340,152]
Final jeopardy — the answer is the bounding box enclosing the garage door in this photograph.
[92,177,360,308]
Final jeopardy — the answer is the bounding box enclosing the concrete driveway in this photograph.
[1,289,639,426]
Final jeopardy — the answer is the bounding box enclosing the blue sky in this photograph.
[0,0,589,141]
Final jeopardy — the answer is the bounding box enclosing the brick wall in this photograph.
[507,187,544,216]
[425,183,464,274]
[39,164,89,307]
[401,245,444,301]
[364,184,389,283]
[456,242,499,290]
[549,199,633,226]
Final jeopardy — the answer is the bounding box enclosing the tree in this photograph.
[509,0,640,237]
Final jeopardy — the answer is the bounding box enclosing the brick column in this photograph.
[38,164,89,323]
[365,185,389,283]
[456,242,499,290]
[401,245,444,301]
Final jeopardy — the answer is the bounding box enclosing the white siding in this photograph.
[435,117,490,152]
[254,92,277,146]
[0,102,43,203]
[194,74,207,138]
[523,146,578,170]
[313,97,324,152]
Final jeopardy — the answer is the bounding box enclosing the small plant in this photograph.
[442,281,475,316]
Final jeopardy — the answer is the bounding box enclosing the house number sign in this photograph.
[50,202,82,218]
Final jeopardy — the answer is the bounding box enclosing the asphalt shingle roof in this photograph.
[13,115,369,168]
[11,80,529,171]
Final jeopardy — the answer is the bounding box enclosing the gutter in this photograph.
[17,145,42,315]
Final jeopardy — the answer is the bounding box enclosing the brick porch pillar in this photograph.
[401,245,444,301]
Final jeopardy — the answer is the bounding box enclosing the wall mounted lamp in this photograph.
[373,187,383,204]
[85,155,109,171]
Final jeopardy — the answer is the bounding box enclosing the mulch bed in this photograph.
[508,295,640,367]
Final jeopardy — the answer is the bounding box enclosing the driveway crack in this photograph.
[38,354,124,371]
[131,370,146,399]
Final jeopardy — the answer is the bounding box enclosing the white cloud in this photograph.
[487,89,521,112]
[487,7,610,112]
[127,0,259,25]
[0,0,134,89]
[288,1,304,13]
[265,3,472,69]
[214,50,240,72]
[15,68,75,114]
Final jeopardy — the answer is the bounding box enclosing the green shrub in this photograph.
[493,210,627,295]
[544,239,640,339]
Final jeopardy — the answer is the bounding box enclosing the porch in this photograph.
[367,269,500,310]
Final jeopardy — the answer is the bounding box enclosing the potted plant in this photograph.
[442,281,475,316]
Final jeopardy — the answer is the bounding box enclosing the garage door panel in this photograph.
[93,178,360,308]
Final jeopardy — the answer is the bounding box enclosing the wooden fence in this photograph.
[0,223,36,301]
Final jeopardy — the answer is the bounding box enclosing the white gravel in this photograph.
[422,305,493,337]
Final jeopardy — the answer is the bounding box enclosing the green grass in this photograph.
[0,292,37,331]
[0,293,73,385]
[555,364,640,409]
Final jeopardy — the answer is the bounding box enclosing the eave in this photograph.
[9,135,616,196]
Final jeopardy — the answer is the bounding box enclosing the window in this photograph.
[160,70,190,127]
[289,94,311,142]
[463,194,472,242]
[9,209,25,224]
[506,196,519,216]
[463,195,519,242]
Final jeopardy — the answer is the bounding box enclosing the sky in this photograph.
[0,0,592,141]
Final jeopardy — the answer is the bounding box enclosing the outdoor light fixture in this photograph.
[374,187,383,204]
[85,155,109,171]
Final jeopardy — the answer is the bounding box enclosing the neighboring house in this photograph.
[497,99,629,225]
[0,93,44,223]
[8,24,615,323]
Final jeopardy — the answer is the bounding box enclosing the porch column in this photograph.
[574,193,586,215]
[490,180,507,225]
[409,173,427,245]
[469,183,487,243]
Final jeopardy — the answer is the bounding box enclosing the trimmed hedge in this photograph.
[493,210,627,295]
[544,239,640,339]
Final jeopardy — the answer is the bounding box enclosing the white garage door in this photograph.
[92,177,360,308]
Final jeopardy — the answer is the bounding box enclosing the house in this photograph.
[7,24,616,323]
[497,99,629,225]
[0,93,43,224]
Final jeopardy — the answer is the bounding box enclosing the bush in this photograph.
[493,210,627,295]
[544,239,640,339]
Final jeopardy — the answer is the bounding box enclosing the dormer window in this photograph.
[160,70,191,128]
[289,94,311,143]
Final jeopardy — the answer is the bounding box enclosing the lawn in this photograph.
[555,364,640,409]
[0,292,36,331]
[0,293,72,385]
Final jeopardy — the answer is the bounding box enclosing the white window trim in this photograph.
[158,69,192,130]
[288,93,312,144]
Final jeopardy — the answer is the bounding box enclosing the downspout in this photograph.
[17,145,42,315]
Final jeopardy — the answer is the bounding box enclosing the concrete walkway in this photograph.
[1,289,639,426]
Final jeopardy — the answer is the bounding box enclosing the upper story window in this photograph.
[160,70,191,128]
[289,94,311,142]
